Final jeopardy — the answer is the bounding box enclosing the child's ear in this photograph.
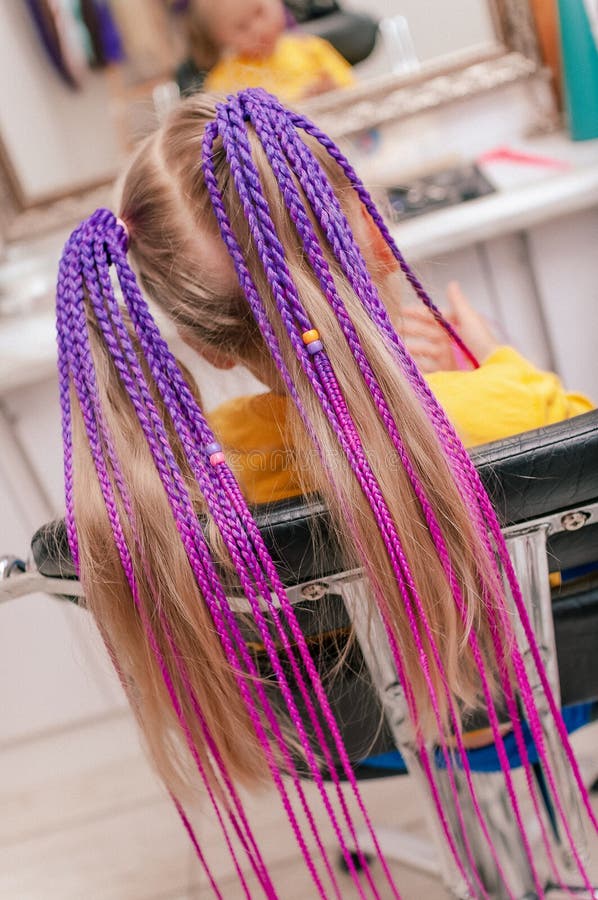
[197,344,236,370]
[359,205,398,274]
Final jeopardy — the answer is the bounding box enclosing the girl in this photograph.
[177,0,354,100]
[57,88,595,897]
[209,277,592,504]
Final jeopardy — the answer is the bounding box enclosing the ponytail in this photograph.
[56,89,597,897]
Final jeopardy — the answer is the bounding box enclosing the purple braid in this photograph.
[100,229,373,899]
[60,223,343,899]
[213,95,496,895]
[290,106,598,865]
[111,279,377,897]
[216,93,560,892]
[237,90,567,888]
[56,230,252,894]
[203,123,400,893]
[265,114,538,880]
[83,224,281,895]
[251,89,597,879]
[95,222,383,898]
[76,206,436,900]
[202,118,413,895]
[210,104,478,892]
[212,90,594,887]
[56,85,597,897]
[78,219,350,899]
[59,225,282,896]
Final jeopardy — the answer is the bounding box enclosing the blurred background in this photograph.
[1,1,598,897]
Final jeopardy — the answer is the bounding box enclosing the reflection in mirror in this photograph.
[342,0,498,76]
[0,0,542,243]
[0,0,185,216]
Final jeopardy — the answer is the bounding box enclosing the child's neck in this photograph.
[243,355,287,396]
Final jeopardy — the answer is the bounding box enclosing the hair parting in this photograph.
[55,88,597,897]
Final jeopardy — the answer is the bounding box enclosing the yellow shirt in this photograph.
[205,34,354,103]
[208,346,593,505]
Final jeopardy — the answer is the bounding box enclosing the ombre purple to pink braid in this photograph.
[77,218,362,899]
[211,97,501,896]
[234,91,563,891]
[60,213,386,898]
[58,225,269,897]
[55,88,597,898]
[258,91,598,876]
[233,91,574,887]
[213,92,596,890]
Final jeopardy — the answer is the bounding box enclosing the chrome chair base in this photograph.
[341,513,598,900]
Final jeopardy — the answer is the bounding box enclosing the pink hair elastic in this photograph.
[116,217,129,248]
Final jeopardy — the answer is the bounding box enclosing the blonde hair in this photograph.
[58,90,596,892]
[66,92,508,795]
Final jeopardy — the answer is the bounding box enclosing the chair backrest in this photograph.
[27,410,598,769]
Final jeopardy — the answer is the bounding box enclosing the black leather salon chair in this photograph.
[3,409,598,898]
[284,0,378,66]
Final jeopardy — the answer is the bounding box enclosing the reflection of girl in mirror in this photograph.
[56,89,595,895]
[176,0,354,100]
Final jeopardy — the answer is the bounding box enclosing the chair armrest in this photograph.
[470,409,598,526]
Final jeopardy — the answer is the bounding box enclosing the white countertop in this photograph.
[393,162,598,261]
[2,132,598,397]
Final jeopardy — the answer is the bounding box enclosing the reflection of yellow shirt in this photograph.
[205,34,354,102]
[209,346,593,505]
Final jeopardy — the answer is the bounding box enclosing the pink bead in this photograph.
[209,451,226,466]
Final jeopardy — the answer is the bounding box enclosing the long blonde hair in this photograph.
[66,90,505,786]
[57,89,597,893]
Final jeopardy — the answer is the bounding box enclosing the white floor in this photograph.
[1,713,597,899]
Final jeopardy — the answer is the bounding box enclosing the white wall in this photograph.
[343,0,497,65]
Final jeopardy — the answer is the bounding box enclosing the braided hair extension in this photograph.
[57,222,267,898]
[100,219,376,898]
[55,89,597,897]
[212,91,587,887]
[235,88,596,886]
[209,98,494,896]
[230,90,556,890]
[59,215,406,896]
[254,90,598,875]
[59,216,364,898]
[206,90,596,890]
[231,91,575,886]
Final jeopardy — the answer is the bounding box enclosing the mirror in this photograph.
[0,0,544,242]
[0,0,183,241]
[338,0,499,72]
[299,0,543,138]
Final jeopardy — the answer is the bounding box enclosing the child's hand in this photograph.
[397,282,499,372]
[399,305,456,373]
[445,281,499,364]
